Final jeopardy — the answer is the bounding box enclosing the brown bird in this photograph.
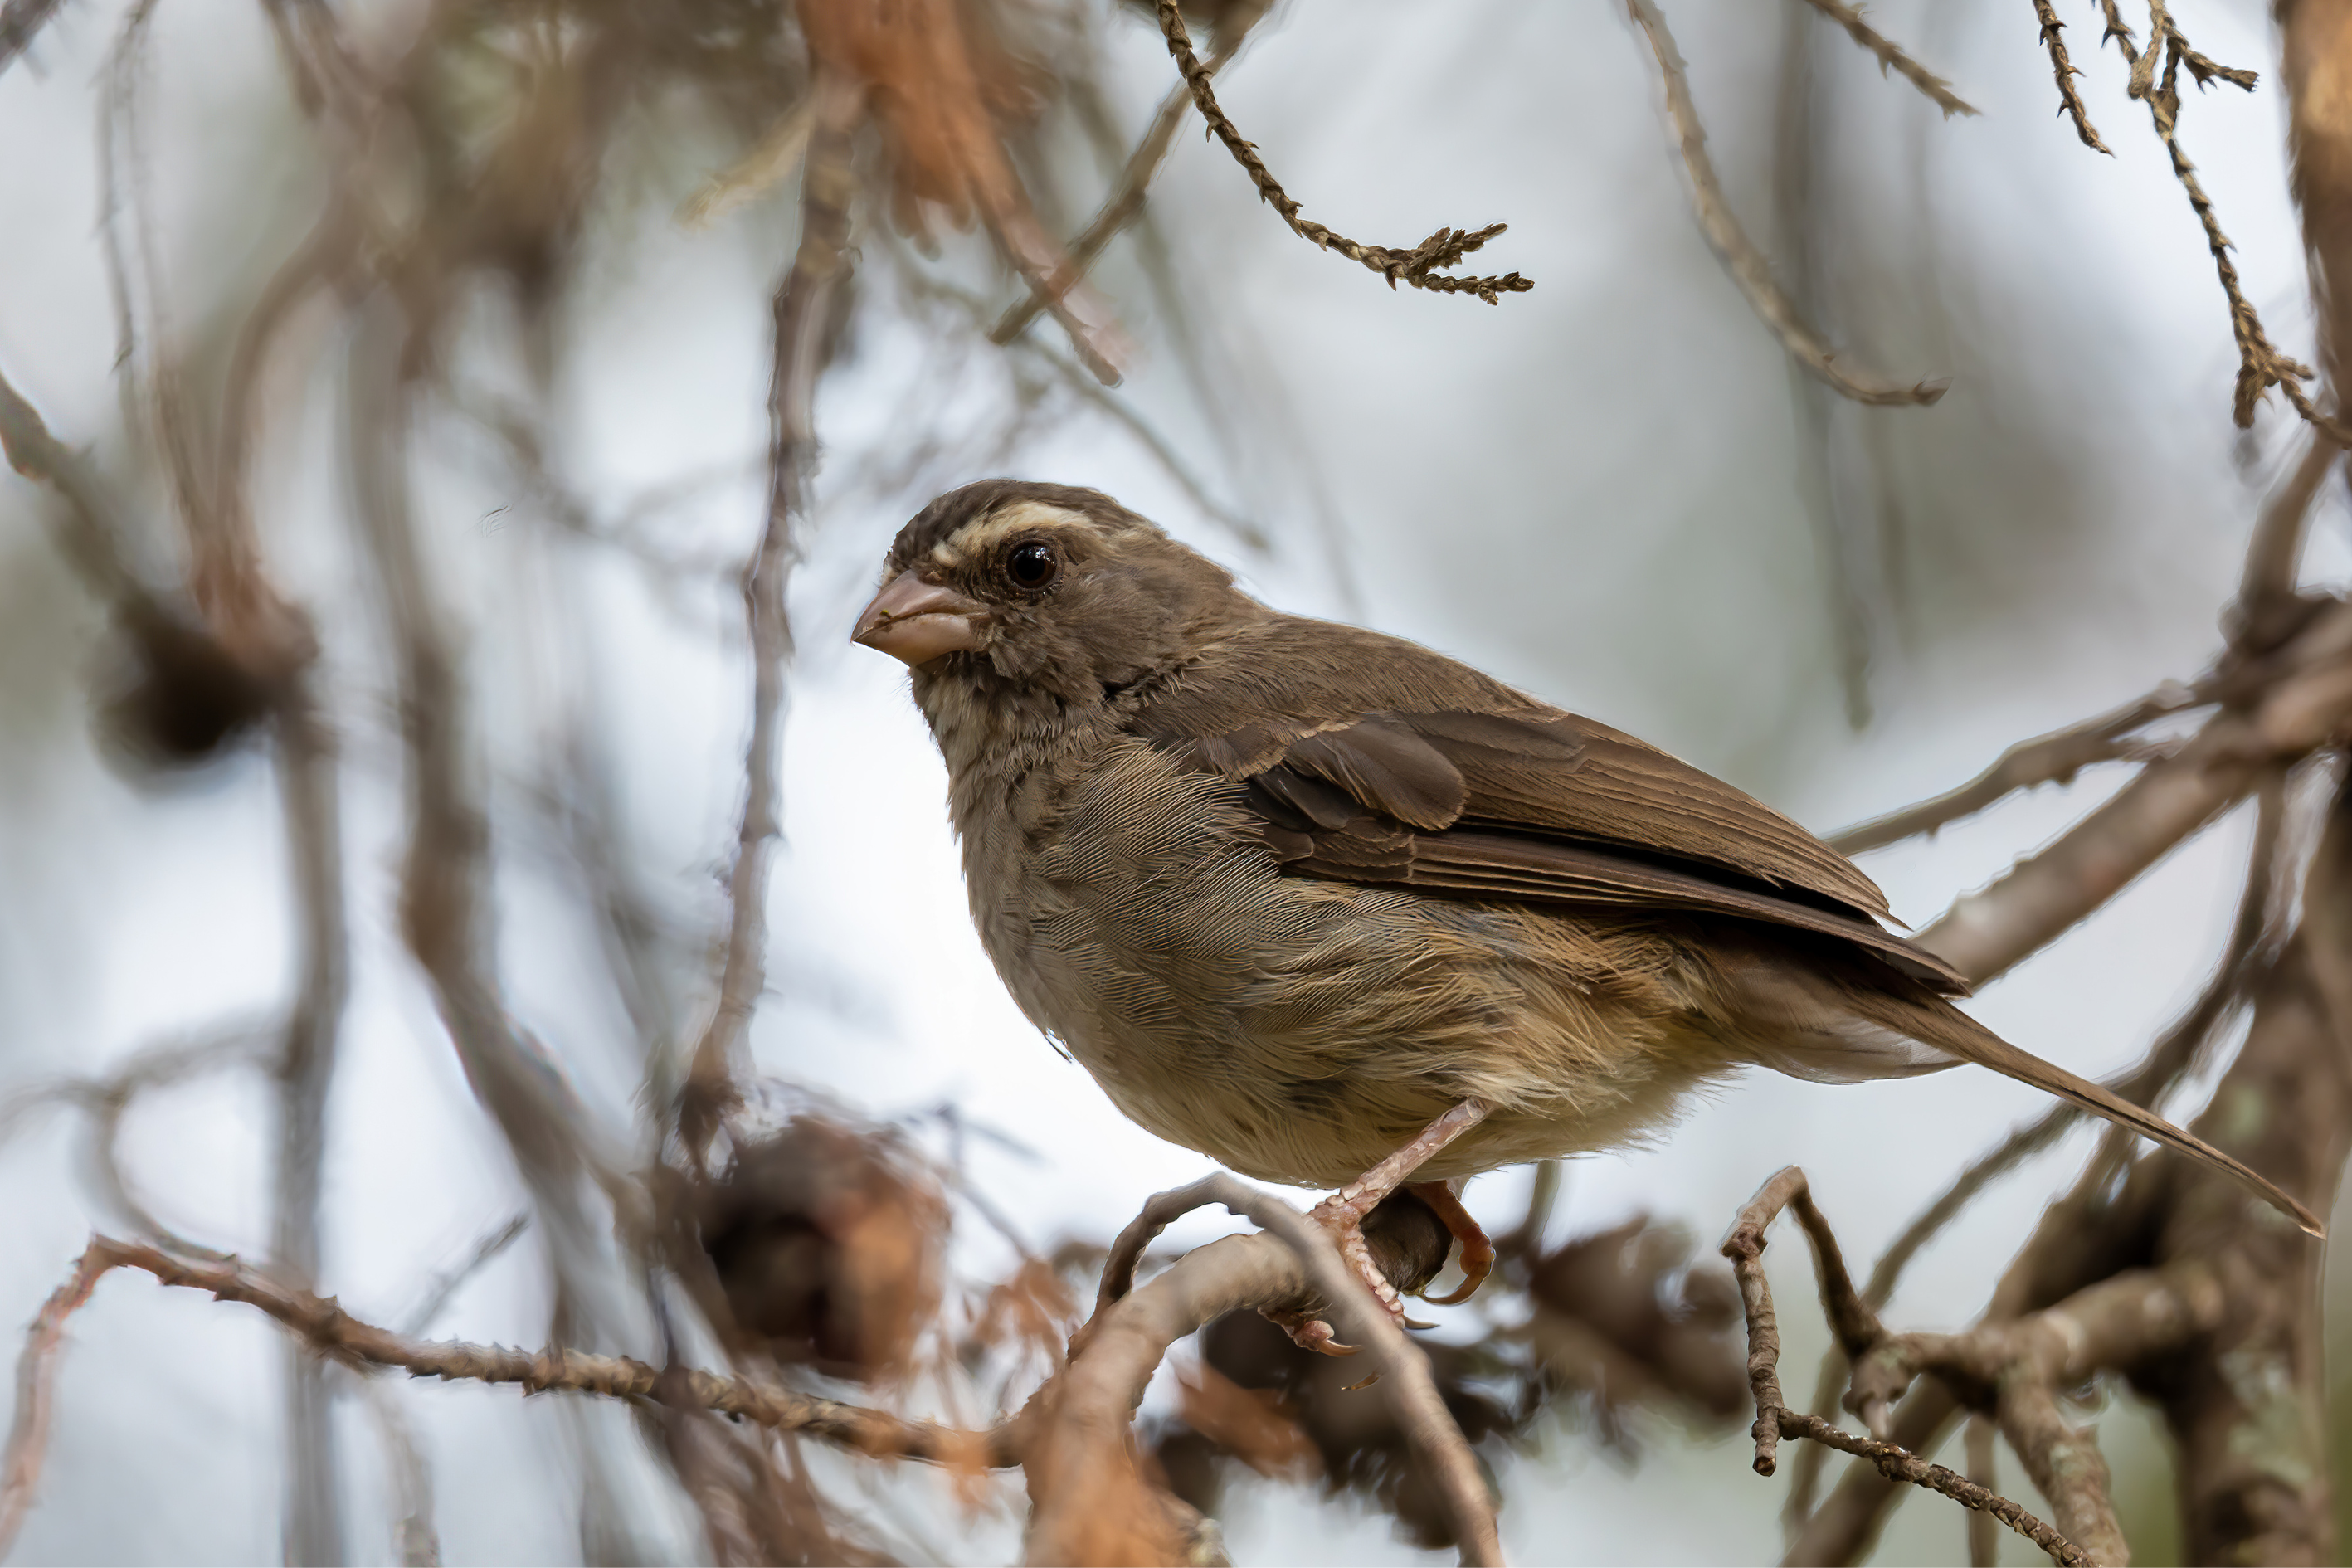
[853,480,2322,1344]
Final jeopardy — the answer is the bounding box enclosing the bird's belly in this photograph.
[962,749,1726,1186]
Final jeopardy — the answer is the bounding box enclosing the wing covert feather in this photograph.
[1133,615,1950,986]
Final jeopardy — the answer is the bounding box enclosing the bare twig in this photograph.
[0,360,153,612]
[1626,0,1947,407]
[678,101,816,230]
[400,1213,531,1337]
[1152,0,1529,304]
[1800,0,1978,118]
[347,300,631,1333]
[679,73,864,1157]
[269,700,350,1567]
[1916,597,2352,983]
[1774,1409,2091,1566]
[2237,431,2340,616]
[0,1251,111,1555]
[1719,1170,2095,1566]
[2032,0,2111,153]
[1829,683,2201,854]
[1965,1417,1998,1568]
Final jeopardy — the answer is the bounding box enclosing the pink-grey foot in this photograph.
[1260,1100,1492,1356]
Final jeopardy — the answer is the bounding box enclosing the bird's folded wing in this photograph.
[1134,618,1962,992]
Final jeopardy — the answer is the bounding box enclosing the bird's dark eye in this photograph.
[1006,540,1059,589]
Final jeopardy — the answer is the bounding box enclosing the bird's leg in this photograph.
[1405,1180,1495,1307]
[1266,1098,1491,1355]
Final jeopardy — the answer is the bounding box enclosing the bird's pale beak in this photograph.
[851,571,988,666]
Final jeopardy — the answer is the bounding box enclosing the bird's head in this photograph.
[853,480,1255,706]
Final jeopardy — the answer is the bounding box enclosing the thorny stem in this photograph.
[1152,0,1530,304]
[1799,0,1978,118]
[0,1236,1019,1520]
[2033,0,2111,153]
[0,1251,110,1555]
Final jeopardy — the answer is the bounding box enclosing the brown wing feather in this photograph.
[1140,616,1891,918]
[1137,615,1953,988]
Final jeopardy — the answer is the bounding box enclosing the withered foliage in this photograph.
[696,1116,952,1382]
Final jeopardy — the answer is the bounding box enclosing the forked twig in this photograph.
[1829,682,2203,854]
[1719,1169,2094,1566]
[1152,0,1529,304]
[1627,0,1947,407]
[2092,4,2352,441]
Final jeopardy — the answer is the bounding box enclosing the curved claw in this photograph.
[1408,1180,1496,1306]
[1261,1308,1363,1356]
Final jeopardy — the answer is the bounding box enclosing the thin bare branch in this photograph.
[1965,1417,1999,1568]
[400,1214,531,1337]
[1800,0,1978,117]
[679,73,864,1157]
[1829,684,2201,854]
[1627,0,1947,407]
[0,360,152,611]
[2238,431,2340,616]
[2097,12,2351,441]
[992,16,1260,348]
[1916,597,2352,983]
[1152,0,1529,304]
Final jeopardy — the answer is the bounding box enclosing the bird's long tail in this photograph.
[1852,989,2325,1239]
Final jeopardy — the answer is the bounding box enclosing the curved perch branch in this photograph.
[1035,1175,1501,1567]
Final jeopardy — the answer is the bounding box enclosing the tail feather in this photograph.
[1865,992,2325,1239]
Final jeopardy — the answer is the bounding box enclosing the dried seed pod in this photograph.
[696,1116,949,1381]
[95,603,280,772]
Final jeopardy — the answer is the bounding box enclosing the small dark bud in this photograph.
[95,603,280,772]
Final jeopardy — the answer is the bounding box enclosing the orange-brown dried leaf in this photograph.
[800,0,1026,230]
[971,1254,1079,1361]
